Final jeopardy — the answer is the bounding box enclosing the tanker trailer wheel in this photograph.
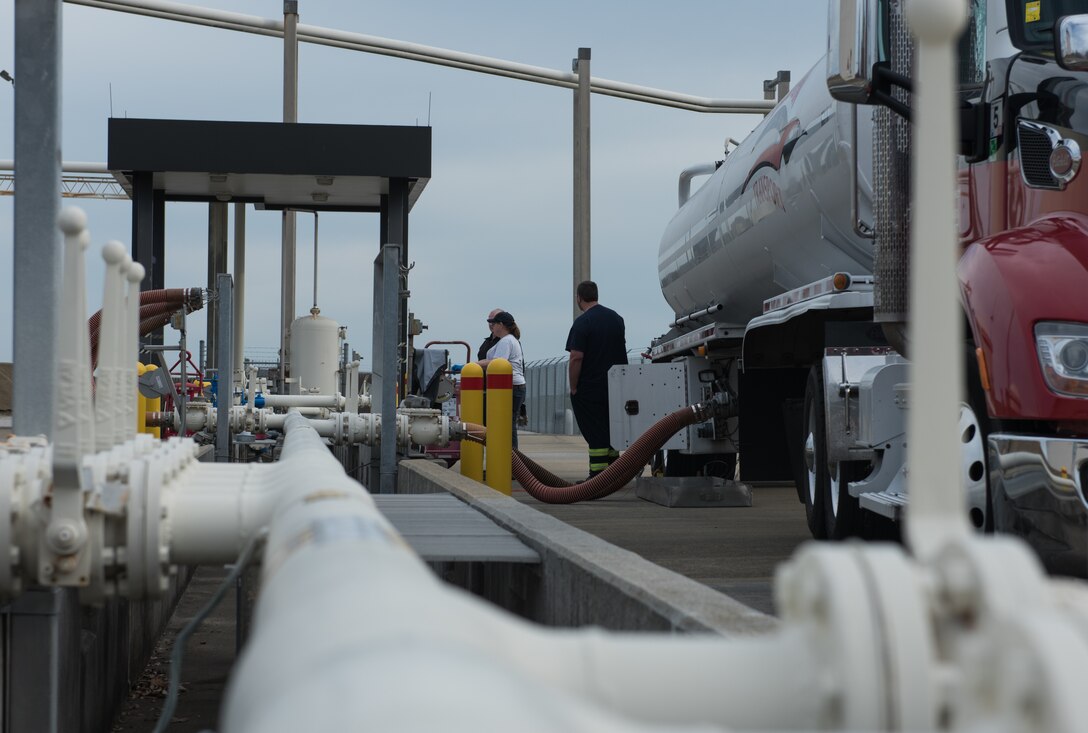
[801,367,829,539]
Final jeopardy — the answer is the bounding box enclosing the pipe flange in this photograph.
[143,453,167,598]
[0,458,19,598]
[123,457,148,599]
[340,412,353,445]
[775,543,905,730]
[955,607,1088,732]
[928,536,1048,623]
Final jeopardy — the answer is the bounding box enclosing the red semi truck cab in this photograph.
[637,1,1088,575]
[956,2,1088,574]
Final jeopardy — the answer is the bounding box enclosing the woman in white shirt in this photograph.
[475,310,526,449]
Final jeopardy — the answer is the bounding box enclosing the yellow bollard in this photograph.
[144,364,161,438]
[459,363,484,482]
[485,358,512,495]
[137,362,147,434]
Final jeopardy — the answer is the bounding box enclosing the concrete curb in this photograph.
[399,459,778,637]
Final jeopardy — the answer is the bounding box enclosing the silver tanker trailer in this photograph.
[610,0,1088,576]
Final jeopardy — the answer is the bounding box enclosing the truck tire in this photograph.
[824,460,866,539]
[802,367,829,539]
[804,366,867,539]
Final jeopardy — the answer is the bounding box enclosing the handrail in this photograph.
[65,0,775,115]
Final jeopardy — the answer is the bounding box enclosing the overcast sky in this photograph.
[1,0,828,372]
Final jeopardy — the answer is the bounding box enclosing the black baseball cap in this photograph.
[488,311,515,327]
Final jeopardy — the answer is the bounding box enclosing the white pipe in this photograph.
[290,407,326,417]
[258,393,344,409]
[94,242,129,450]
[124,262,145,441]
[54,208,95,468]
[64,0,773,115]
[219,412,822,732]
[345,360,360,413]
[904,0,972,558]
[165,462,280,564]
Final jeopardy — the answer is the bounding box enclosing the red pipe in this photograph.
[88,288,203,368]
[87,287,200,337]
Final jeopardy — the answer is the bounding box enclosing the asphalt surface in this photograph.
[507,433,814,615]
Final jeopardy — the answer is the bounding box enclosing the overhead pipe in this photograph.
[65,0,774,115]
[0,159,110,174]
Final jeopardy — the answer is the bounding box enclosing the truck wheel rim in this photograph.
[828,462,842,516]
[959,402,988,528]
[804,423,817,505]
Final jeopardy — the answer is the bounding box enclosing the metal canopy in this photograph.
[109,117,429,494]
[107,118,430,212]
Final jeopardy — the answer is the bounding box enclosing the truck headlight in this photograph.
[1035,322,1088,397]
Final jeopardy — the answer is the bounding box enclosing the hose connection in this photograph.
[513,392,738,505]
[692,390,737,422]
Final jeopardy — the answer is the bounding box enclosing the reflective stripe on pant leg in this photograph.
[589,447,610,472]
[573,390,612,472]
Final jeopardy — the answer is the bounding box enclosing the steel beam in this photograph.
[216,273,234,462]
[572,47,591,319]
[13,0,63,437]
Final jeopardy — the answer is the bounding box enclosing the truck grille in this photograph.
[1018,120,1061,189]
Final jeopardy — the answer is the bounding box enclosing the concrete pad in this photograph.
[399,458,778,637]
[448,432,812,617]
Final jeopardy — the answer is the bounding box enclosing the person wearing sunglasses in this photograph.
[475,311,527,448]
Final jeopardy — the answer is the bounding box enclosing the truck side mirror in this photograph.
[1057,15,1088,72]
[826,0,881,104]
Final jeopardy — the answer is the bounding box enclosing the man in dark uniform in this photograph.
[565,281,627,478]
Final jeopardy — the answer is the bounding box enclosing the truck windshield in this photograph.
[1007,0,1088,53]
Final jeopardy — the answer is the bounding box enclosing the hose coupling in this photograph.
[693,391,737,421]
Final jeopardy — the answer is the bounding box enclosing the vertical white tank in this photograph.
[289,312,341,395]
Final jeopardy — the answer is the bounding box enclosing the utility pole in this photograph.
[572,47,591,319]
[280,0,299,385]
